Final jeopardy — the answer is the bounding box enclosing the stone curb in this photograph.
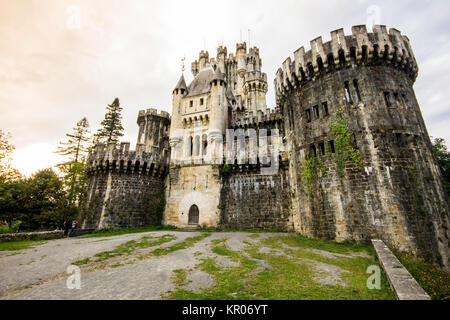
[0,231,64,242]
[371,239,431,300]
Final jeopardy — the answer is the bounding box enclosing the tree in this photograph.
[432,137,450,196]
[0,130,22,182]
[95,98,124,144]
[0,169,76,231]
[56,117,90,163]
[55,118,91,205]
[58,160,88,206]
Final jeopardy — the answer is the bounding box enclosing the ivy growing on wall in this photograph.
[328,107,362,176]
[301,154,327,199]
[299,106,362,199]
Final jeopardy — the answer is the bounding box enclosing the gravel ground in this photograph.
[0,231,287,300]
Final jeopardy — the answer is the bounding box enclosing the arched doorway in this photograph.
[188,204,199,225]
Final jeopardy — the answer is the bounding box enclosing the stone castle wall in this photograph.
[84,170,166,229]
[219,165,293,231]
[83,24,449,268]
[83,112,170,229]
[275,25,449,267]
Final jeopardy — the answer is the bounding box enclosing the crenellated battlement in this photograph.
[249,47,260,56]
[245,71,268,83]
[217,45,227,57]
[232,108,283,128]
[274,25,418,98]
[137,108,170,119]
[86,141,169,176]
[199,50,209,59]
[236,42,247,53]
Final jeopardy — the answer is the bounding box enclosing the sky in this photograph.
[1,0,449,176]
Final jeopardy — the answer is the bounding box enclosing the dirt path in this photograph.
[0,232,285,299]
[0,231,380,300]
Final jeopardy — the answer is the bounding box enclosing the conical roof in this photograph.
[211,66,226,82]
[174,74,187,91]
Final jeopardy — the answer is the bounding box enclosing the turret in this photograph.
[236,42,247,74]
[170,74,187,159]
[136,108,170,154]
[191,60,199,77]
[208,68,228,158]
[198,50,209,71]
[216,46,227,73]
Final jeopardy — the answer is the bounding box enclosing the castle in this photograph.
[84,25,449,268]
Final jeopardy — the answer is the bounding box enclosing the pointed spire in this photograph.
[174,74,187,92]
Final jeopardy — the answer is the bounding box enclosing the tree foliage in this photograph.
[0,169,78,231]
[58,160,88,206]
[56,117,90,163]
[95,98,124,144]
[431,137,450,196]
[55,117,91,206]
[0,130,22,182]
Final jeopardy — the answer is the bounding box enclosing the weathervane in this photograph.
[181,56,185,73]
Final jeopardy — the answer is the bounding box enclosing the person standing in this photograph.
[70,220,77,237]
[63,221,69,236]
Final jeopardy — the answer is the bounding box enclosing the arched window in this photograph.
[187,136,193,157]
[194,135,200,156]
[202,134,208,156]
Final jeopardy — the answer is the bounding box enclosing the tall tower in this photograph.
[169,74,187,161]
[275,25,449,268]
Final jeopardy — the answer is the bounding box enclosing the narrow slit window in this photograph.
[310,144,317,157]
[190,100,193,108]
[200,98,204,106]
[384,92,391,107]
[313,105,319,119]
[394,93,399,106]
[318,142,325,156]
[306,109,312,123]
[329,140,336,154]
[353,79,361,102]
[344,81,352,103]
[322,102,329,116]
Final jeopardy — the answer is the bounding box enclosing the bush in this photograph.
[0,220,22,234]
[394,249,450,300]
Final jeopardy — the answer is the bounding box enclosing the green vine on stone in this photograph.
[222,163,231,175]
[301,153,327,199]
[328,107,362,176]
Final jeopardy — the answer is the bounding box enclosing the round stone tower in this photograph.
[275,25,449,267]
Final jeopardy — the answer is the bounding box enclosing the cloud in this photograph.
[1,0,449,176]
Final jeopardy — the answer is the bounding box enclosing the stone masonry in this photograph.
[84,24,449,268]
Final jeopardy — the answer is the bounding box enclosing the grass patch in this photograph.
[172,269,190,287]
[166,239,257,300]
[270,234,372,255]
[166,234,395,300]
[152,233,211,257]
[95,234,177,262]
[73,234,177,268]
[251,236,394,300]
[81,225,178,238]
[0,240,45,251]
[220,228,286,234]
[393,250,450,300]
[73,258,90,266]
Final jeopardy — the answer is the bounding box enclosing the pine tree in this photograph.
[96,97,124,144]
[55,118,90,205]
[56,117,90,163]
